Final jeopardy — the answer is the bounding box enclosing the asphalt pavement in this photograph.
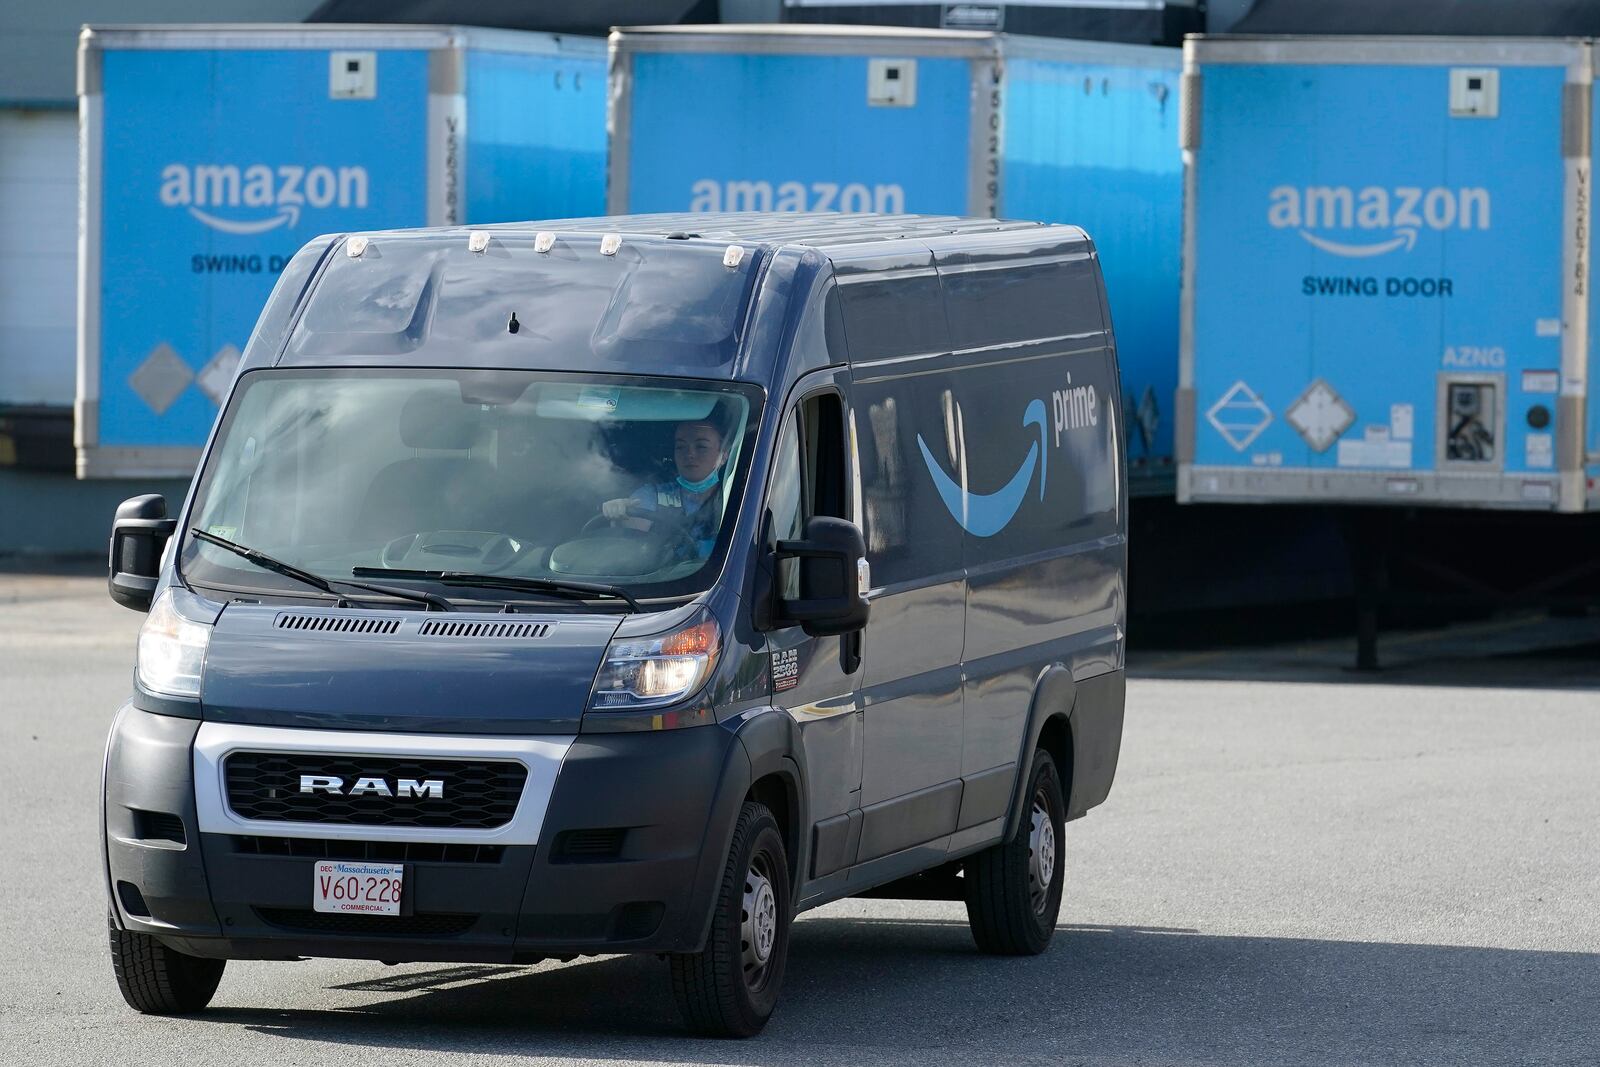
[2,570,1597,1066]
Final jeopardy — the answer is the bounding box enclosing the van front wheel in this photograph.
[669,801,791,1037]
[964,749,1066,955]
[108,912,225,1013]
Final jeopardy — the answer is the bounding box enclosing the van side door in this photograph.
[832,246,968,878]
[763,370,865,898]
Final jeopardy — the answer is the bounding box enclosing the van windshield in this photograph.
[181,369,761,605]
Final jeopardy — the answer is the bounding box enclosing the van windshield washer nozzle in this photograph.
[507,312,520,335]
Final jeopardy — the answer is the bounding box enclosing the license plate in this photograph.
[312,861,404,916]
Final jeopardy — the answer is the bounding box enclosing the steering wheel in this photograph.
[582,510,655,537]
[569,503,702,572]
[553,509,671,577]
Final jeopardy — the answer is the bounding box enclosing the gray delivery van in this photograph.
[100,213,1127,1036]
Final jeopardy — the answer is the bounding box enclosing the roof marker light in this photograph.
[534,231,556,254]
[468,230,490,253]
[346,236,368,258]
[723,244,745,268]
[600,233,622,256]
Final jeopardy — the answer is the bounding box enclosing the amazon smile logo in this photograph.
[917,383,1099,537]
[1268,184,1490,258]
[160,163,370,235]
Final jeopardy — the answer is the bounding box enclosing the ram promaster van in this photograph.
[101,213,1127,1036]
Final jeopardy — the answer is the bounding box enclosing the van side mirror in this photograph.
[109,495,177,612]
[775,516,871,638]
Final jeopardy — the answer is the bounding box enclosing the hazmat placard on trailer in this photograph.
[1206,381,1272,452]
[1285,379,1353,452]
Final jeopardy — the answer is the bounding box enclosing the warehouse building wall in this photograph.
[1,0,325,104]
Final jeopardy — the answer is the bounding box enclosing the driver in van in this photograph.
[599,418,728,562]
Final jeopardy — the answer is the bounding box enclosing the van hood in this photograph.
[199,603,623,734]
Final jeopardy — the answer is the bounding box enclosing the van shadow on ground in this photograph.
[213,916,1599,1066]
[1129,609,1600,690]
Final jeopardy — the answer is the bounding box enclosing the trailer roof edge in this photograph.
[612,24,1177,63]
[1185,34,1591,66]
[611,24,995,58]
[79,23,605,56]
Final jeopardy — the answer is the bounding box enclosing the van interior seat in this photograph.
[356,391,497,541]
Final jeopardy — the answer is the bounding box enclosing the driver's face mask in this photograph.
[677,468,721,494]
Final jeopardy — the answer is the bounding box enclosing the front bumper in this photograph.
[104,705,749,962]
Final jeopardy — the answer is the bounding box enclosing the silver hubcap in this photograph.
[1028,796,1057,914]
[742,862,777,978]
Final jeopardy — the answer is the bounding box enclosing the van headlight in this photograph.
[588,612,720,713]
[137,590,210,698]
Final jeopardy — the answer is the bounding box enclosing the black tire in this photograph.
[108,911,225,1014]
[964,749,1067,955]
[669,801,791,1037]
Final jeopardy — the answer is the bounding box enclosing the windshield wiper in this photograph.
[191,530,453,612]
[351,567,641,613]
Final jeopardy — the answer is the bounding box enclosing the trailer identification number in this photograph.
[1443,346,1505,368]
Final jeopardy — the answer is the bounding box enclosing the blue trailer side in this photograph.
[77,26,606,480]
[84,37,430,478]
[1002,39,1181,478]
[464,39,607,223]
[610,26,1183,491]
[1178,36,1592,512]
[611,30,978,216]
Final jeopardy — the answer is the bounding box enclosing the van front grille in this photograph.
[224,753,526,829]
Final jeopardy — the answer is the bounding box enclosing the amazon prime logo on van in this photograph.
[1268,184,1490,258]
[916,381,1099,538]
[160,163,371,235]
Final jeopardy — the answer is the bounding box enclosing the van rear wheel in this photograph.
[964,749,1066,955]
[108,911,225,1014]
[669,801,791,1037]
